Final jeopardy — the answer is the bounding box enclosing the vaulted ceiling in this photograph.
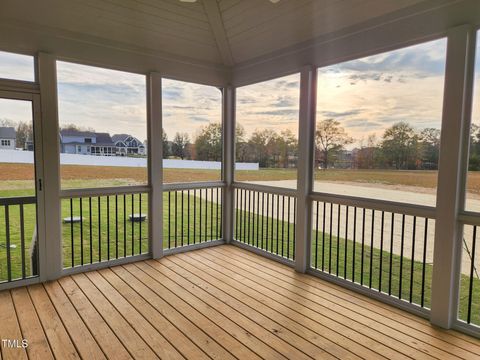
[0,0,477,85]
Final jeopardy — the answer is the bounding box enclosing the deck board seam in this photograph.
[96,268,211,360]
[214,246,480,350]
[76,273,164,359]
[118,264,250,360]
[217,245,480,350]
[200,248,452,360]
[57,276,133,360]
[159,256,335,360]
[135,261,284,360]
[162,255,356,360]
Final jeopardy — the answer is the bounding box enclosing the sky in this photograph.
[0,35,479,148]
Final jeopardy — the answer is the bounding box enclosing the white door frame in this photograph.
[0,81,47,290]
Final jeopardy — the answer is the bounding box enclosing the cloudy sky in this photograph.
[0,36,479,148]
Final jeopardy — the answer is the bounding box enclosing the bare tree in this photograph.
[315,119,353,169]
[172,132,190,160]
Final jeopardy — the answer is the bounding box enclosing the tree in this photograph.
[171,132,190,160]
[419,128,440,169]
[315,119,353,169]
[381,122,420,170]
[16,121,33,149]
[277,129,298,168]
[195,123,222,161]
[162,128,170,158]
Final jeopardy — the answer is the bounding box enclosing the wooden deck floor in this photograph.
[0,245,479,360]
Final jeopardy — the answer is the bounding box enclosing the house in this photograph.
[111,134,146,156]
[60,129,116,156]
[0,127,16,149]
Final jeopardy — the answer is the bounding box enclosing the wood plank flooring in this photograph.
[0,245,479,359]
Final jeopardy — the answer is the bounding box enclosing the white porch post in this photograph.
[431,25,476,328]
[222,86,235,243]
[148,72,164,258]
[37,53,63,280]
[295,66,317,272]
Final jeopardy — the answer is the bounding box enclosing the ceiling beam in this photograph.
[203,0,235,67]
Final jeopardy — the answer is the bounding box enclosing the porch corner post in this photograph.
[431,25,476,328]
[148,72,164,258]
[38,53,63,280]
[222,85,235,243]
[295,65,317,273]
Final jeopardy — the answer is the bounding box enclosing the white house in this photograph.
[0,127,16,149]
[111,134,146,156]
[60,129,116,156]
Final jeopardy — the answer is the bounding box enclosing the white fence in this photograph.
[0,150,259,170]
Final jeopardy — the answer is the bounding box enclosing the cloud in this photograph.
[252,109,299,116]
[318,109,364,118]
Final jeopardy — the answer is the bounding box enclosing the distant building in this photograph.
[111,134,146,156]
[60,129,116,156]
[0,127,16,149]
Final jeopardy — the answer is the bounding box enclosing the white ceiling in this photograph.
[0,0,477,86]
[0,0,457,68]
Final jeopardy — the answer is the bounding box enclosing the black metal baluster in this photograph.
[421,218,428,307]
[193,189,197,243]
[220,188,223,238]
[353,207,357,283]
[276,194,280,255]
[389,213,395,296]
[98,196,102,262]
[281,196,285,257]
[467,226,477,324]
[199,189,203,243]
[293,198,296,260]
[210,188,214,241]
[70,198,74,267]
[168,191,171,248]
[287,196,291,259]
[123,195,126,257]
[322,202,326,272]
[139,193,142,253]
[256,192,260,248]
[271,193,275,253]
[181,190,184,246]
[80,198,85,265]
[20,204,25,279]
[216,188,220,240]
[240,189,244,242]
[344,206,349,279]
[174,191,178,248]
[235,189,239,239]
[336,205,341,276]
[5,205,11,281]
[399,214,406,299]
[131,193,134,255]
[261,192,265,250]
[379,211,385,292]
[315,201,319,269]
[266,193,270,249]
[369,209,375,288]
[188,190,191,246]
[89,197,93,263]
[409,216,417,303]
[329,203,333,274]
[107,196,110,261]
[115,196,118,260]
[247,190,251,245]
[360,208,366,285]
[204,188,208,243]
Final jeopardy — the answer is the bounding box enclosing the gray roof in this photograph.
[60,129,95,137]
[94,132,114,145]
[112,134,129,143]
[0,127,16,139]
